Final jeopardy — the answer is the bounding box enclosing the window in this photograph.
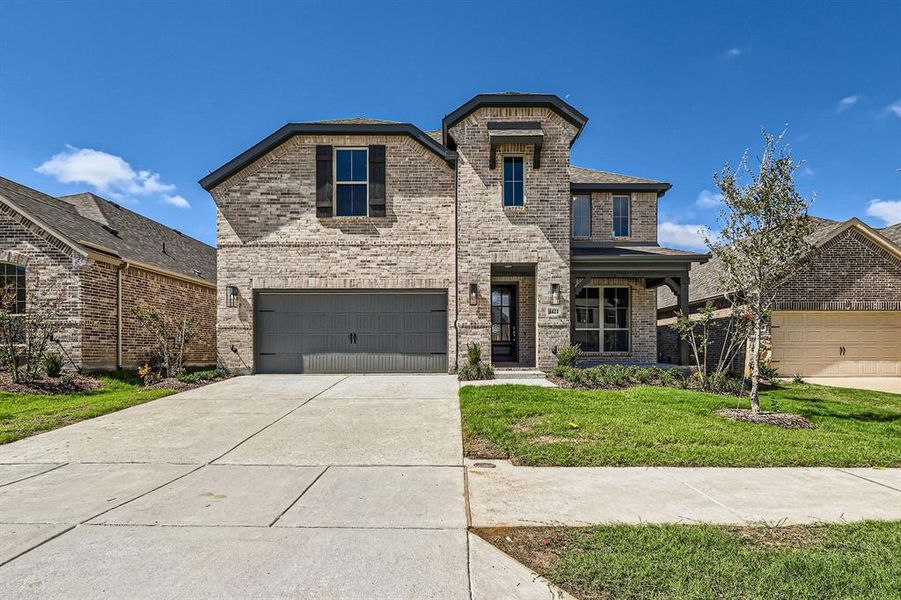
[335,148,368,216]
[503,156,524,206]
[0,263,25,315]
[572,195,591,238]
[612,194,630,237]
[573,286,630,353]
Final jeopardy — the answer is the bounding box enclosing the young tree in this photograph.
[708,130,815,412]
[133,307,197,379]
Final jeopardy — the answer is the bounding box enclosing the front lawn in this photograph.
[476,521,901,600]
[460,383,901,467]
[0,372,177,444]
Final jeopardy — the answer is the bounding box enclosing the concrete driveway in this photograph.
[802,377,901,395]
[0,375,469,599]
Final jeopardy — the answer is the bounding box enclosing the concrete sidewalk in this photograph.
[467,459,901,526]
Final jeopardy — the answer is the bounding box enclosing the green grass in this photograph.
[478,521,901,600]
[460,383,901,466]
[0,372,177,444]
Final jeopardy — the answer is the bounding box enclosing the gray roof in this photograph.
[569,166,664,185]
[572,244,706,258]
[304,117,403,125]
[656,216,901,309]
[880,223,901,244]
[0,177,215,283]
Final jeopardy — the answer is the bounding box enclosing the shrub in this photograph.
[792,374,805,384]
[43,351,65,378]
[555,344,582,368]
[758,362,780,386]
[458,362,494,381]
[177,368,226,384]
[459,342,494,381]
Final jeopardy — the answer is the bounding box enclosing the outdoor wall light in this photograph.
[226,285,239,308]
[469,283,479,306]
[550,283,561,305]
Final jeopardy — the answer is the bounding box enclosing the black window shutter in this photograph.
[368,145,386,217]
[315,145,333,218]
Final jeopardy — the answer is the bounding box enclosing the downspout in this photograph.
[453,155,459,372]
[116,262,128,369]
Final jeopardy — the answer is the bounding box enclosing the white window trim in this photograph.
[334,147,369,217]
[612,194,631,238]
[502,155,525,207]
[574,285,631,354]
[572,194,591,239]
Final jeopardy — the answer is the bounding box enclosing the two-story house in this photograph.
[200,93,706,374]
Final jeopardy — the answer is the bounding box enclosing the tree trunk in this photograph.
[749,316,762,413]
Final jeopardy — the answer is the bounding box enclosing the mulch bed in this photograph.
[715,408,814,429]
[0,372,102,395]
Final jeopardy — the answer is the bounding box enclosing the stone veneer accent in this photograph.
[577,277,656,364]
[452,107,575,370]
[212,134,456,373]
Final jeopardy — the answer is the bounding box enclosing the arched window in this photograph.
[0,263,26,314]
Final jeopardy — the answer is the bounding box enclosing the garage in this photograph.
[771,311,901,377]
[254,291,447,374]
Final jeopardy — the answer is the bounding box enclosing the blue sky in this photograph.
[1,1,899,248]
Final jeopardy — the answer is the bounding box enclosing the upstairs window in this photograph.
[335,148,368,217]
[613,194,630,237]
[572,195,591,238]
[503,157,524,207]
[0,263,25,315]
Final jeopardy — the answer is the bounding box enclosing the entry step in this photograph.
[493,369,547,380]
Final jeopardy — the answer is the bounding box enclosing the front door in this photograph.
[491,285,517,363]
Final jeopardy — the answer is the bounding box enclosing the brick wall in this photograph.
[79,261,118,368]
[0,205,83,365]
[774,228,901,310]
[578,191,658,243]
[212,134,456,373]
[452,107,575,370]
[120,266,216,367]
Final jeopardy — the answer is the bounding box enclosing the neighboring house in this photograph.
[0,177,217,370]
[201,93,707,374]
[657,217,901,377]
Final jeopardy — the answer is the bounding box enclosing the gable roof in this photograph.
[199,121,455,191]
[0,177,215,284]
[442,93,588,147]
[570,166,672,196]
[879,222,901,244]
[656,216,901,309]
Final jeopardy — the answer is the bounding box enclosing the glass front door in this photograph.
[491,285,517,362]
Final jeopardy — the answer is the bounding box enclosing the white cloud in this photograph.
[800,166,815,178]
[658,222,715,250]
[866,199,901,225]
[163,194,191,209]
[725,48,742,58]
[883,100,901,118]
[696,189,724,207]
[836,95,860,112]
[35,145,175,201]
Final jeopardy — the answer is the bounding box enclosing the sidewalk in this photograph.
[466,460,901,527]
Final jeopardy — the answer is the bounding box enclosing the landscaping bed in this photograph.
[474,521,901,600]
[460,383,901,467]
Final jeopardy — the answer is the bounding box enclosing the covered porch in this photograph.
[570,243,708,366]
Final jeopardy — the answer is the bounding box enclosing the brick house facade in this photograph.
[658,219,901,377]
[0,177,217,371]
[201,94,706,374]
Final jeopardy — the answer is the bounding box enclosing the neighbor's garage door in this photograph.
[254,291,447,374]
[771,311,901,377]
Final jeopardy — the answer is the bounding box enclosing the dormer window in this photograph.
[503,157,524,207]
[335,148,368,217]
[613,194,630,237]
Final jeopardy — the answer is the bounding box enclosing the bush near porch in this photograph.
[460,383,901,467]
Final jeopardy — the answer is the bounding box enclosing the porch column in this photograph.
[678,274,690,366]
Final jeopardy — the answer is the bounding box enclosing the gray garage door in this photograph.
[254,291,448,374]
